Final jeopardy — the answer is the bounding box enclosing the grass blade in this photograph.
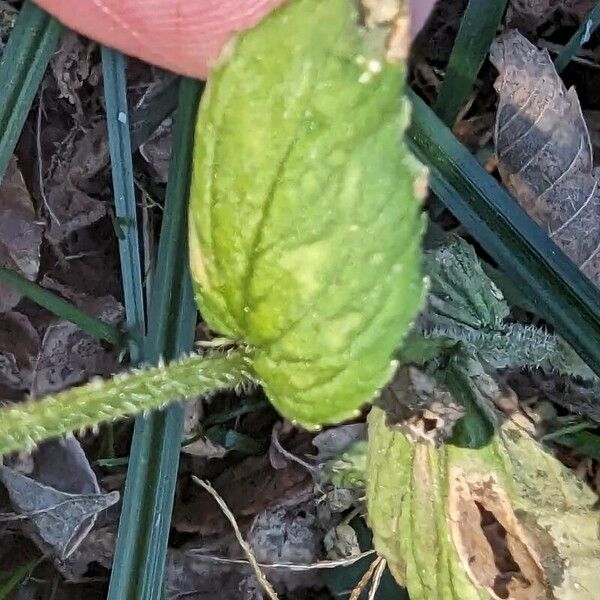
[434,0,507,126]
[107,78,202,600]
[101,47,146,361]
[0,557,43,599]
[408,90,600,376]
[552,430,600,462]
[554,1,600,73]
[0,266,122,344]
[0,1,61,181]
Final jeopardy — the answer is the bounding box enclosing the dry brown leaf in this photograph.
[51,32,100,118]
[31,320,118,396]
[247,500,326,593]
[139,117,172,183]
[29,279,121,396]
[44,121,109,243]
[166,545,249,600]
[378,365,466,446]
[323,523,360,560]
[173,455,312,535]
[491,30,600,286]
[0,311,39,397]
[182,436,229,460]
[0,156,43,311]
[311,424,366,461]
[0,438,119,560]
[502,367,600,423]
[60,524,116,581]
[40,275,123,323]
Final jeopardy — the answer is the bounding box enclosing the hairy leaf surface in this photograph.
[189,0,425,428]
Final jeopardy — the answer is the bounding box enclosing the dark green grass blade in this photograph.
[101,47,146,361]
[552,430,600,462]
[408,91,600,376]
[555,1,600,73]
[434,0,507,126]
[0,266,122,344]
[0,2,61,181]
[107,78,202,600]
[0,557,43,599]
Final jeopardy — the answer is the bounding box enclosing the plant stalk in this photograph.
[0,348,253,457]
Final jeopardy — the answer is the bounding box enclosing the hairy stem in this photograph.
[0,348,254,457]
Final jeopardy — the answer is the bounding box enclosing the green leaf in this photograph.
[189,0,425,428]
[551,430,600,462]
[102,47,146,360]
[0,557,43,599]
[420,238,596,380]
[0,266,122,345]
[425,236,509,331]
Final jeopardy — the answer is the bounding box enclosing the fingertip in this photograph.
[34,0,287,78]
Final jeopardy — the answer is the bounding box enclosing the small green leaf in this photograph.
[189,0,425,428]
[425,236,509,331]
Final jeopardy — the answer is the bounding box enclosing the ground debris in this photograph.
[0,156,43,311]
[378,365,466,446]
[0,437,119,561]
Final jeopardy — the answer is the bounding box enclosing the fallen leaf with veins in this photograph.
[0,438,119,560]
[490,30,599,286]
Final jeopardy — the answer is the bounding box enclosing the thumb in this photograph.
[34,0,435,79]
[33,0,286,79]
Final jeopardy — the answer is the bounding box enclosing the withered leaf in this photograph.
[139,117,172,183]
[378,365,465,446]
[491,30,599,286]
[51,32,100,117]
[0,438,119,560]
[0,156,44,311]
[31,282,122,396]
[173,455,312,535]
[311,423,366,461]
[31,320,118,396]
[0,311,39,396]
[45,121,108,243]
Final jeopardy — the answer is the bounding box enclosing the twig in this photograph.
[36,82,60,225]
[350,555,383,600]
[192,476,279,600]
[184,549,376,571]
[271,425,318,474]
[368,557,386,600]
